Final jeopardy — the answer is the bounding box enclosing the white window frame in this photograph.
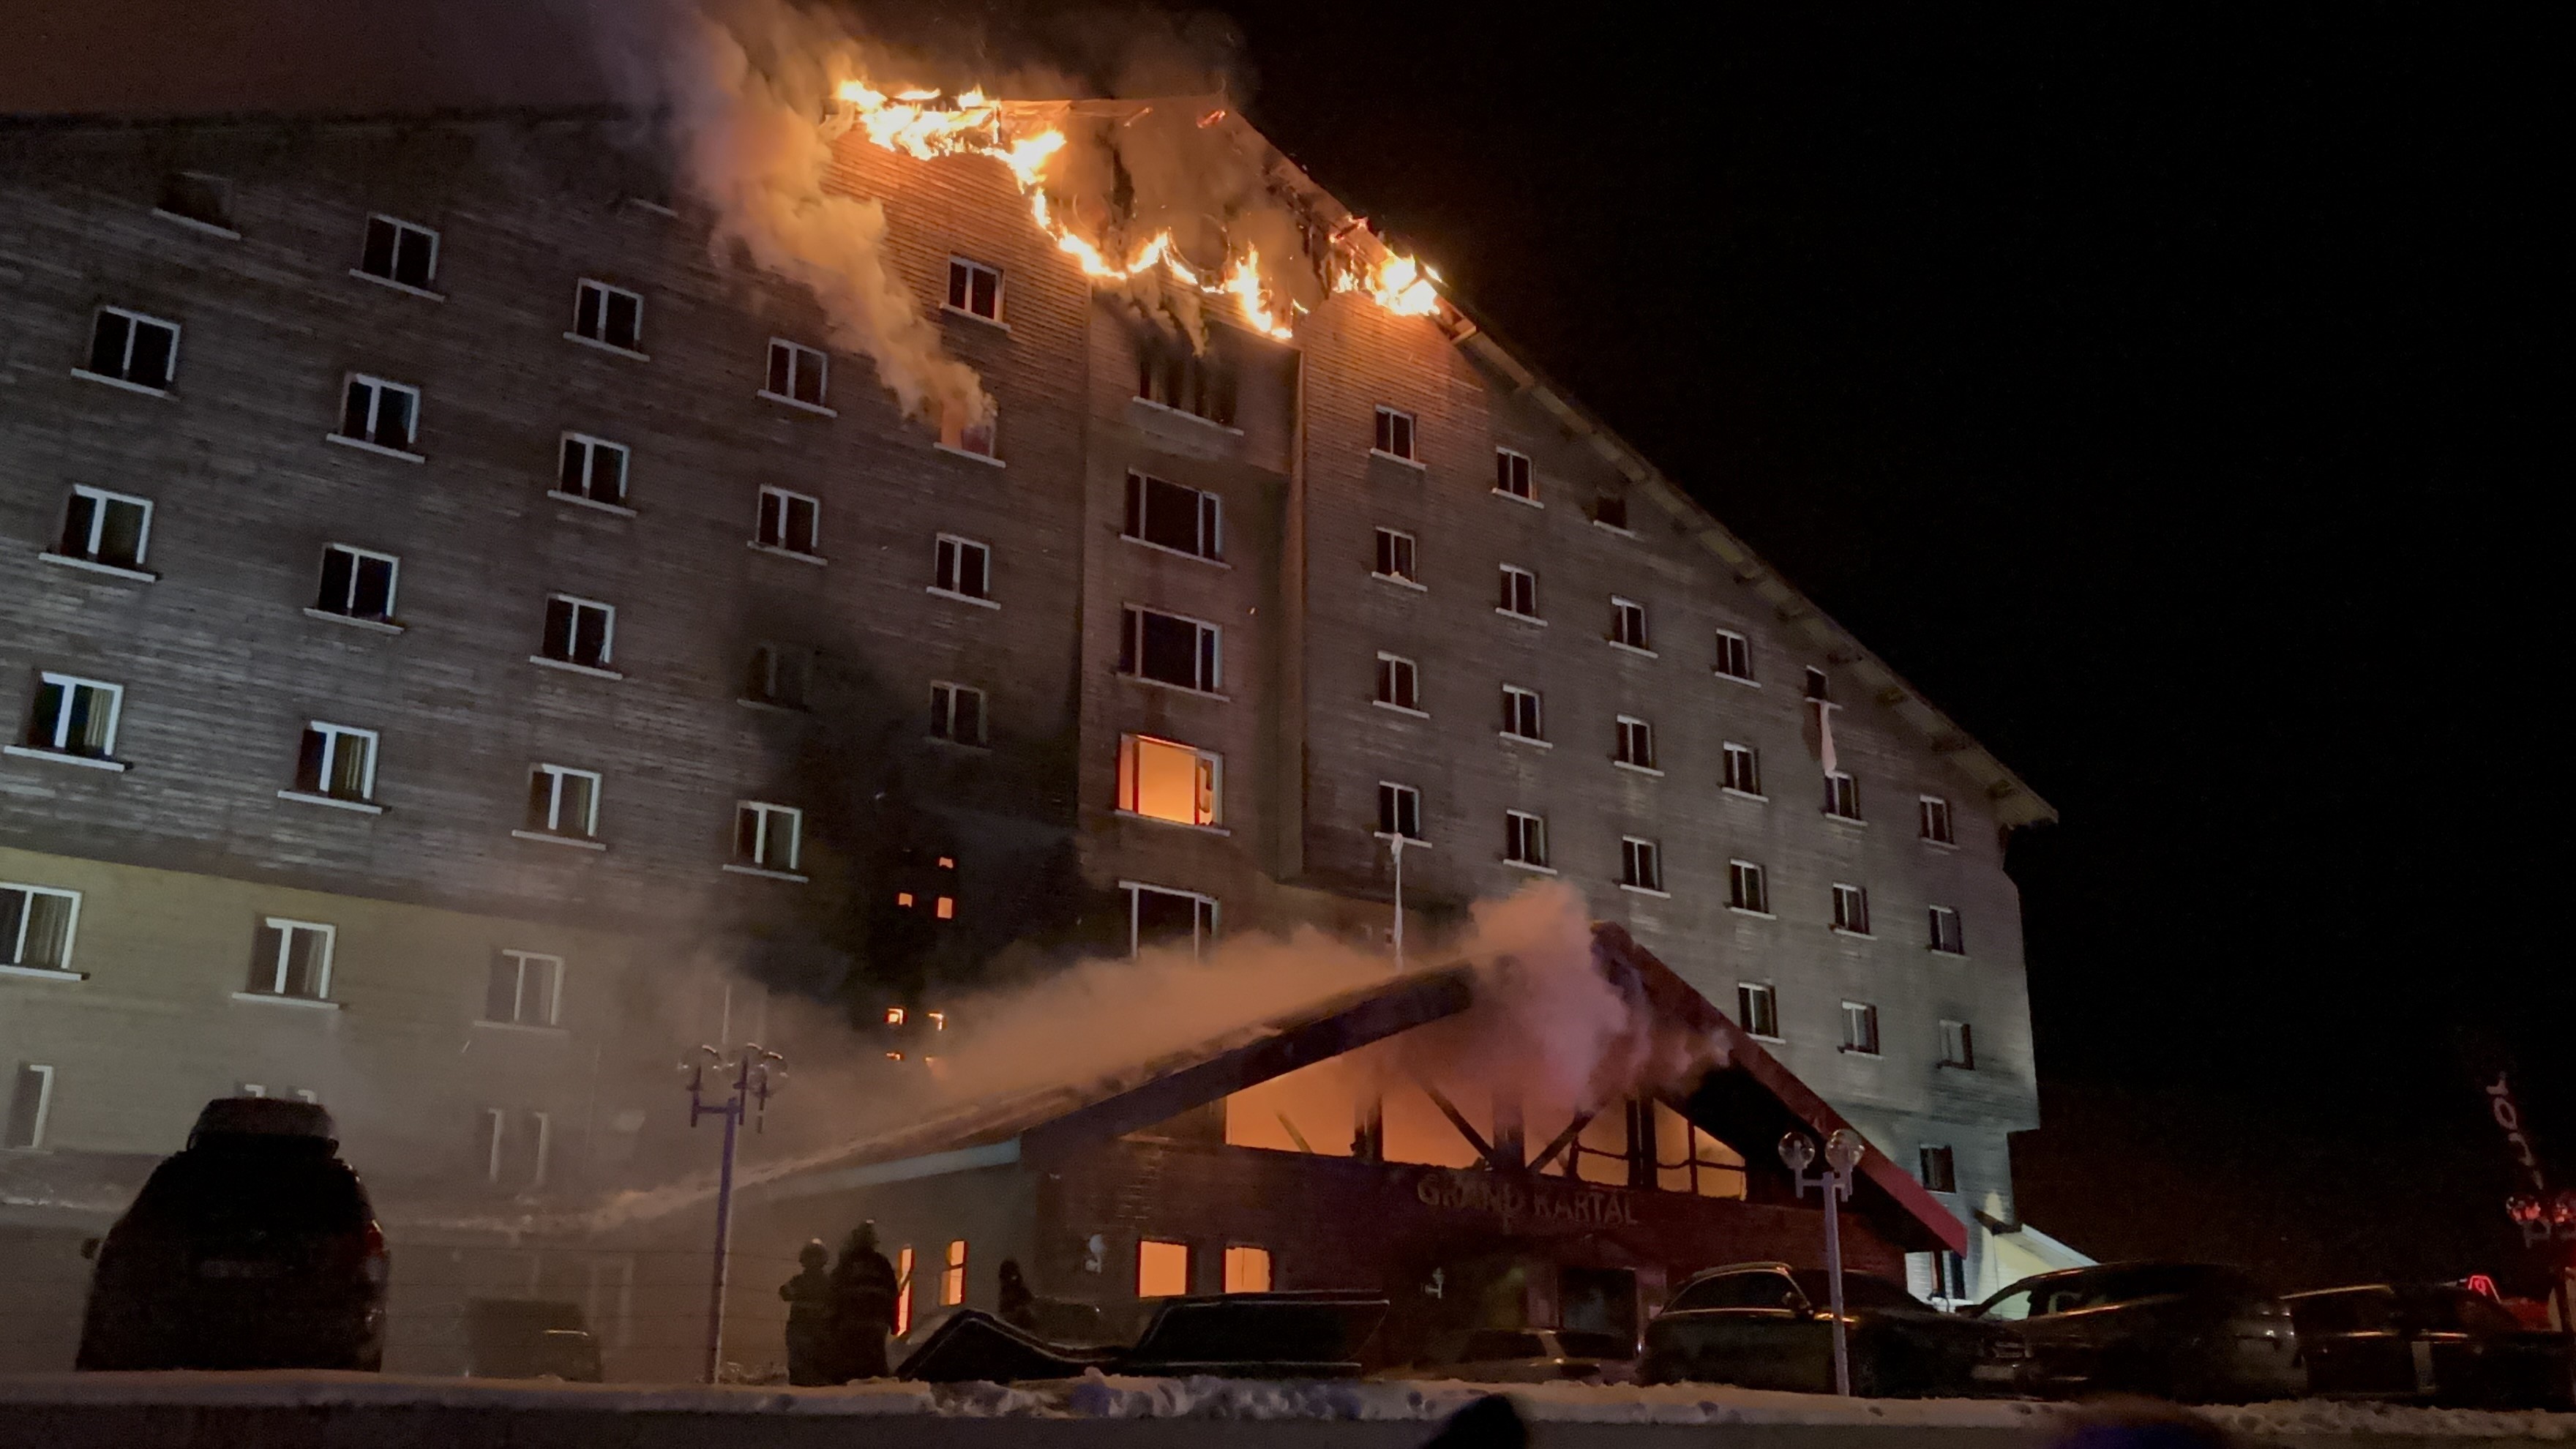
[1832,883,1873,937]
[1120,607,1223,695]
[251,918,336,1001]
[354,214,441,294]
[1123,473,1223,563]
[1501,684,1546,744]
[555,433,632,512]
[938,398,1002,462]
[1620,836,1666,896]
[1735,982,1781,1041]
[334,373,422,457]
[1,883,83,977]
[1824,770,1863,822]
[731,801,805,876]
[1120,881,1219,958]
[1721,741,1764,799]
[761,338,833,414]
[487,949,565,1027]
[1928,905,1966,956]
[1503,809,1551,871]
[744,643,812,710]
[50,486,154,575]
[17,672,124,765]
[1495,564,1542,622]
[755,485,824,560]
[1939,1019,1975,1070]
[1841,1000,1882,1057]
[286,721,381,809]
[1713,629,1756,684]
[4,1064,56,1150]
[929,681,989,746]
[481,1108,508,1184]
[536,594,618,675]
[945,255,1006,323]
[1116,733,1224,829]
[312,543,400,626]
[1614,714,1659,774]
[527,763,603,839]
[1371,527,1422,588]
[1376,781,1424,842]
[528,1109,554,1190]
[1727,858,1772,917]
[78,306,181,393]
[569,278,647,356]
[1371,405,1419,464]
[1373,652,1423,715]
[1493,446,1538,505]
[1920,794,1957,846]
[1609,596,1654,654]
[931,533,995,605]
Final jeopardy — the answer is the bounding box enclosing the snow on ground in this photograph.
[7,1370,2576,1437]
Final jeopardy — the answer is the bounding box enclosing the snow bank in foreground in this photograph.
[7,1371,2576,1437]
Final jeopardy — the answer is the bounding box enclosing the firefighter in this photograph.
[828,1221,900,1380]
[777,1240,833,1385]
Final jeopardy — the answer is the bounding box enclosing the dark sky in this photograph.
[1208,4,2562,1284]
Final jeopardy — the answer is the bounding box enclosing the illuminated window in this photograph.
[1374,654,1420,713]
[571,278,645,353]
[1372,406,1416,461]
[1728,860,1770,916]
[1713,629,1754,683]
[1503,810,1549,870]
[1117,734,1220,827]
[1496,565,1539,621]
[1223,1245,1273,1294]
[1734,982,1779,1040]
[1124,882,1217,957]
[1620,837,1663,894]
[945,256,1003,321]
[1614,715,1657,772]
[1136,338,1235,425]
[1824,771,1862,821]
[1832,883,1871,936]
[894,1246,916,1335]
[1494,448,1534,502]
[894,891,914,908]
[1120,607,1221,693]
[1722,742,1762,797]
[1920,795,1956,845]
[926,1011,946,1030]
[939,399,998,459]
[1124,473,1221,561]
[942,1239,967,1306]
[1928,905,1965,955]
[763,338,829,411]
[1939,1019,1975,1070]
[1609,596,1651,652]
[1374,528,1419,585]
[885,1006,905,1026]
[1137,1238,1189,1298]
[1652,1100,1748,1199]
[935,896,954,920]
[1841,1000,1881,1056]
[1376,782,1423,842]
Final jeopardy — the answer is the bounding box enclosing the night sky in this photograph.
[6,1,2561,1286]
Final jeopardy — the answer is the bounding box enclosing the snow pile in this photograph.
[2212,1400,2576,1442]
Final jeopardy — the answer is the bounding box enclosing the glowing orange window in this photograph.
[935,896,955,920]
[1223,1245,1273,1294]
[894,1246,915,1335]
[896,891,914,907]
[942,1239,967,1306]
[1137,1238,1189,1298]
[1117,733,1218,826]
[885,1006,905,1026]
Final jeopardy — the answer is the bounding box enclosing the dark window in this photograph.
[1502,686,1543,740]
[572,280,644,351]
[157,172,233,231]
[1824,772,1863,820]
[1615,716,1656,770]
[1505,810,1547,867]
[1841,1000,1880,1055]
[1832,883,1871,935]
[359,216,438,289]
[1728,861,1769,914]
[1929,907,1966,955]
[1372,407,1415,460]
[1127,883,1216,956]
[1611,597,1650,651]
[1374,654,1419,711]
[757,488,821,555]
[1735,983,1778,1038]
[929,682,986,745]
[85,308,179,390]
[1124,473,1221,560]
[557,435,629,506]
[1498,566,1538,618]
[1714,631,1754,681]
[338,375,419,451]
[59,489,150,569]
[1377,783,1423,839]
[945,258,1003,320]
[1722,743,1761,795]
[1805,667,1830,701]
[1920,1145,1957,1194]
[541,596,613,668]
[315,545,397,621]
[766,340,828,407]
[1920,795,1956,844]
[744,644,812,708]
[1120,608,1219,692]
[1374,528,1418,583]
[1136,339,1237,426]
[1940,1019,1975,1069]
[1494,449,1533,500]
[1594,493,1628,531]
[933,536,990,599]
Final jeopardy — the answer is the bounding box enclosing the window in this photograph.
[1841,1000,1881,1056]
[1136,340,1236,425]
[337,374,419,453]
[1727,859,1770,915]
[82,307,180,391]
[1377,782,1423,841]
[932,535,992,601]
[939,399,999,459]
[478,1109,552,1190]
[946,257,1003,321]
[1614,716,1657,771]
[1593,493,1629,531]
[2,884,80,974]
[1223,1245,1273,1294]
[756,487,822,557]
[571,279,645,352]
[744,643,812,709]
[1374,653,1420,712]
[1501,685,1543,741]
[1928,905,1966,955]
[357,214,438,290]
[763,339,829,409]
[1123,473,1222,561]
[1610,596,1650,651]
[557,435,629,508]
[1721,742,1762,796]
[1653,1100,1751,1201]
[1920,1145,1958,1194]
[539,595,615,671]
[4,1065,54,1150]
[1125,883,1218,957]
[1621,836,1663,893]
[22,673,121,760]
[1713,629,1755,683]
[1824,771,1862,821]
[1372,406,1417,461]
[1119,608,1221,693]
[1504,810,1549,869]
[735,801,803,873]
[1939,1019,1975,1070]
[1373,528,1419,585]
[1497,565,1539,620]
[291,722,378,804]
[1832,883,1872,936]
[54,487,151,572]
[1138,1239,1189,1298]
[249,918,334,1000]
[894,1246,916,1336]
[1117,734,1220,827]
[485,950,564,1027]
[1805,667,1830,700]
[929,682,987,746]
[1494,448,1534,501]
[526,763,602,839]
[1735,982,1780,1040]
[942,1240,968,1306]
[315,545,399,623]
[1920,795,1956,845]
[157,171,233,232]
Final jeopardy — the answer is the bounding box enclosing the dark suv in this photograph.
[76,1097,389,1371]
[1967,1262,2301,1402]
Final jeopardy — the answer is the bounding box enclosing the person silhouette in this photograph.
[778,1240,832,1385]
[828,1221,899,1379]
[997,1258,1036,1331]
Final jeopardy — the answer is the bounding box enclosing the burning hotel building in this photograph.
[0,53,2061,1377]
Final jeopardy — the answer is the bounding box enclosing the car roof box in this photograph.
[189,1096,337,1147]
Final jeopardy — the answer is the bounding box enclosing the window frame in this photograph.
[291,720,381,805]
[1137,1238,1191,1299]
[1503,809,1551,871]
[1840,1000,1882,1057]
[53,485,154,573]
[1824,770,1864,822]
[1371,527,1423,588]
[1123,473,1223,564]
[1721,741,1764,798]
[755,484,825,560]
[1620,836,1666,895]
[334,372,422,457]
[1609,596,1653,654]
[944,256,1006,323]
[1496,564,1542,622]
[555,433,632,511]
[569,277,648,355]
[929,681,989,747]
[1371,405,1419,463]
[1928,905,1966,956]
[1116,733,1224,829]
[1376,781,1424,842]
[1121,881,1219,958]
[1727,858,1772,917]
[1939,1019,1976,1071]
[22,672,124,762]
[732,800,805,875]
[1712,629,1756,684]
[1373,652,1423,715]
[1735,981,1781,1041]
[311,543,400,627]
[743,643,812,711]
[355,214,441,294]
[1493,446,1538,505]
[1119,607,1224,695]
[1,883,83,976]
[1501,684,1546,744]
[1920,794,1958,846]
[484,949,566,1029]
[1919,1145,1958,1194]
[1832,883,1873,937]
[761,338,833,413]
[931,533,995,604]
[1614,714,1659,774]
[4,1063,57,1150]
[78,305,181,393]
[250,917,336,1001]
[526,763,604,839]
[536,594,618,674]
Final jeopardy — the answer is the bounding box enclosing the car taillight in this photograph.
[359,1221,389,1284]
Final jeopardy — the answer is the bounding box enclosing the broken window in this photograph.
[1120,607,1220,692]
[1117,733,1219,827]
[1593,493,1629,531]
[945,257,1003,321]
[1123,473,1221,561]
[744,644,812,709]
[571,279,645,352]
[358,214,438,291]
[1372,406,1416,461]
[156,172,235,232]
[939,398,998,458]
[1136,338,1236,426]
[56,487,152,571]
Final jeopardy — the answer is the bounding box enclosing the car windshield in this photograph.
[1789,1271,1922,1311]
[1459,1330,1546,1361]
[1554,1331,1636,1360]
[1978,1265,2249,1319]
[2290,1289,2395,1334]
[2398,1288,2522,1336]
[1668,1270,1802,1312]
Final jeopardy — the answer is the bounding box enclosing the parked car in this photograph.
[75,1097,389,1371]
[900,1291,1388,1382]
[1408,1327,1639,1384]
[1639,1261,1999,1396]
[1966,1262,2301,1403]
[2288,1284,2574,1409]
[465,1298,604,1381]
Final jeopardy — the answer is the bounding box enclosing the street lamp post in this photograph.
[1780,1128,1868,1396]
[687,1042,783,1385]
